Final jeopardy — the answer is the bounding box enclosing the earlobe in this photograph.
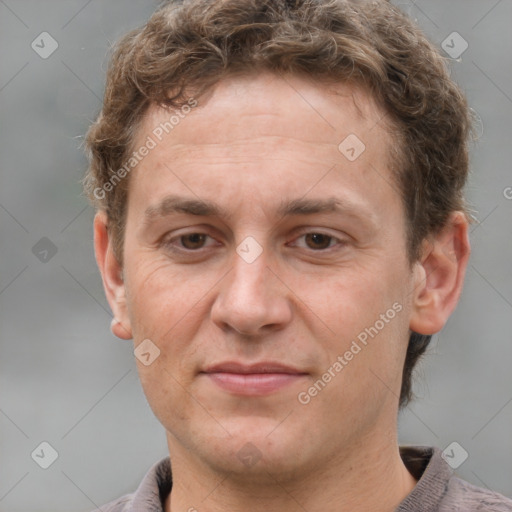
[93,211,133,340]
[111,317,132,340]
[409,212,470,336]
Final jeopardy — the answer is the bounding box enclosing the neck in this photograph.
[164,428,417,512]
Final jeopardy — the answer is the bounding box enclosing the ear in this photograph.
[93,211,132,340]
[409,211,471,335]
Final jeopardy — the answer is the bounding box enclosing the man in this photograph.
[84,0,512,510]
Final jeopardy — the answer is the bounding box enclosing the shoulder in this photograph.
[442,476,512,511]
[91,456,172,512]
[97,494,135,512]
[398,446,512,511]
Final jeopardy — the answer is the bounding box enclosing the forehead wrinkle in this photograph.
[154,135,340,155]
[145,137,351,172]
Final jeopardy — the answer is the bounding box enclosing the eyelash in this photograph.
[161,230,347,254]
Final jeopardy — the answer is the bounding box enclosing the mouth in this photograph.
[200,361,309,396]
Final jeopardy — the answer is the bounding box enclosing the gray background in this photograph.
[0,1,511,511]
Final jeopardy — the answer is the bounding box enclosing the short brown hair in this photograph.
[84,0,473,407]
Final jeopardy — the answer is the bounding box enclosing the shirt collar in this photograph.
[396,446,453,511]
[123,446,449,511]
[128,456,172,512]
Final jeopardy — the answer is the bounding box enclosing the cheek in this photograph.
[125,257,217,395]
[304,261,411,388]
[304,263,401,336]
[137,358,199,441]
[124,254,210,337]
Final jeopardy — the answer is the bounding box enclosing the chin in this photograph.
[194,416,317,481]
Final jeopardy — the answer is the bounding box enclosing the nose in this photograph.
[210,245,292,336]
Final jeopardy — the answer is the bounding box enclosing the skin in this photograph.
[94,72,470,512]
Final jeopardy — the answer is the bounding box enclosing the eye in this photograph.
[162,232,216,252]
[161,230,346,254]
[304,233,335,250]
[291,231,345,251]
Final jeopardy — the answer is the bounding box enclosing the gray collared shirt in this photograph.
[97,446,512,511]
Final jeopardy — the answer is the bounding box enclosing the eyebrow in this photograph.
[143,194,371,225]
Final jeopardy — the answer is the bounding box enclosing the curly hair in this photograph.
[83,0,473,407]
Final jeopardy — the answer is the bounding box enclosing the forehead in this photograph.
[127,72,398,219]
[139,72,389,149]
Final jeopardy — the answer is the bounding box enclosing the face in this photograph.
[113,73,420,478]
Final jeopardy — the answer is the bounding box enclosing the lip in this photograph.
[200,361,308,396]
[202,361,305,374]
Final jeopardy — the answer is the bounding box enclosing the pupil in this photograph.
[307,233,330,249]
[183,234,205,249]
